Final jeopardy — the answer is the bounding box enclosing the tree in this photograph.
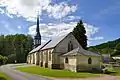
[0,34,33,63]
[72,20,87,49]
[112,42,120,56]
[115,42,120,51]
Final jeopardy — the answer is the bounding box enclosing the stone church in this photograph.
[27,14,101,72]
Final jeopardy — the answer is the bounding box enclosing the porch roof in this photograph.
[63,47,100,56]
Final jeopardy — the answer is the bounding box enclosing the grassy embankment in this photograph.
[0,72,12,80]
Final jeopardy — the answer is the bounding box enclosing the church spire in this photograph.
[36,13,40,33]
[34,11,41,48]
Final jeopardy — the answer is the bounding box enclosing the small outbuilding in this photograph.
[62,47,101,72]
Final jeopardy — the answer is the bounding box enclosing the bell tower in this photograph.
[34,13,41,48]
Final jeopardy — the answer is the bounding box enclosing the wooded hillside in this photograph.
[88,38,120,56]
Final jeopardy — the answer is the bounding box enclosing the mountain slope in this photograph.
[88,38,120,55]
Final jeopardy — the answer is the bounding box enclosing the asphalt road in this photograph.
[0,64,51,80]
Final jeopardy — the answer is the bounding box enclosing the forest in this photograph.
[88,38,120,56]
[0,34,33,63]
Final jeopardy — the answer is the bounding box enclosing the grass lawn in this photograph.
[0,72,12,80]
[16,66,102,78]
[108,68,120,76]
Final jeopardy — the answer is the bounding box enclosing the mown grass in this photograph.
[0,72,12,80]
[16,66,102,78]
[108,68,120,76]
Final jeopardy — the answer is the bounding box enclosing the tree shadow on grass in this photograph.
[0,77,7,80]
[104,71,117,76]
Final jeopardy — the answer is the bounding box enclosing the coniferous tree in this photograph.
[72,20,87,49]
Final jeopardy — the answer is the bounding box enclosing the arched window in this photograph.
[68,41,73,52]
[88,57,92,64]
[65,57,68,63]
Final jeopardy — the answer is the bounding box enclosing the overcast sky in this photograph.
[0,0,120,46]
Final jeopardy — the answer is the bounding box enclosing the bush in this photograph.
[0,55,8,65]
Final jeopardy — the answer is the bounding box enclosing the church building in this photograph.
[27,14,101,72]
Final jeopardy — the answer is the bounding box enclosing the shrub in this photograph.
[0,55,8,65]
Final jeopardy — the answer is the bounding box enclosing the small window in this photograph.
[68,41,73,52]
[65,57,68,63]
[88,57,92,64]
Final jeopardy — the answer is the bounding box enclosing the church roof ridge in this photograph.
[29,32,72,54]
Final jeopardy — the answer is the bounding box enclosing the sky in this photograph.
[0,0,120,46]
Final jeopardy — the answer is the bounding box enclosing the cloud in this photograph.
[0,21,24,34]
[61,15,81,21]
[0,8,5,14]
[89,37,104,40]
[28,22,103,45]
[47,2,77,19]
[0,0,50,21]
[0,0,77,21]
[1,21,17,34]
[18,26,21,29]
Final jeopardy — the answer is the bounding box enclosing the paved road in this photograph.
[0,64,51,80]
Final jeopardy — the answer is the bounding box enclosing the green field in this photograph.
[16,66,102,78]
[0,72,12,80]
[108,68,120,76]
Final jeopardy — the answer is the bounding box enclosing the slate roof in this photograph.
[41,32,71,50]
[63,47,100,56]
[29,32,71,53]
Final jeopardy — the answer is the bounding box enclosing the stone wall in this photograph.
[76,55,101,71]
[38,49,53,68]
[54,33,80,55]
[52,33,80,69]
[64,56,77,72]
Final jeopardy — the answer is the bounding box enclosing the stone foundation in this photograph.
[52,64,61,69]
[76,65,90,72]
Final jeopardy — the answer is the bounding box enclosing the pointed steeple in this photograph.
[36,13,40,34]
[34,11,41,48]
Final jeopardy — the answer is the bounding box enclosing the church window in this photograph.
[65,57,68,63]
[68,41,73,52]
[88,57,92,64]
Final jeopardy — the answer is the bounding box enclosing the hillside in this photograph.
[88,38,120,56]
